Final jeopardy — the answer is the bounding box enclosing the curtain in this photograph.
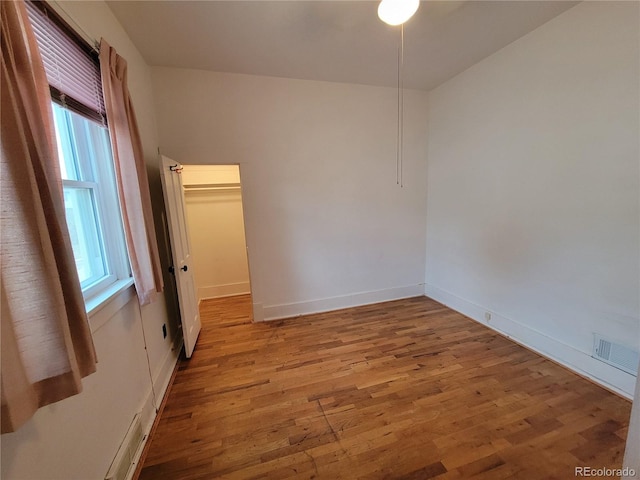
[1,0,97,434]
[99,39,163,306]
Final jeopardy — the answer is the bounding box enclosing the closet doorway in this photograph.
[180,165,251,307]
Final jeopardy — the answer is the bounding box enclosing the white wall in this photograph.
[1,2,179,479]
[425,1,640,397]
[182,165,251,300]
[152,70,430,321]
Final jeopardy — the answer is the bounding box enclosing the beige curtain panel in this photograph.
[99,39,164,306]
[1,0,97,434]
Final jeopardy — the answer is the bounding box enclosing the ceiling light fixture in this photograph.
[377,0,419,187]
[377,0,419,26]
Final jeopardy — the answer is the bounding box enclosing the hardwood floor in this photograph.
[138,295,631,479]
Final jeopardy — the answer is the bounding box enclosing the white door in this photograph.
[159,155,201,358]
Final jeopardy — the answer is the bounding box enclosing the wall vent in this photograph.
[593,334,639,376]
[105,413,144,480]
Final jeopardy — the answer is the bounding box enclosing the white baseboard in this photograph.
[128,340,181,480]
[199,282,251,300]
[424,284,636,399]
[260,284,425,322]
[252,302,264,322]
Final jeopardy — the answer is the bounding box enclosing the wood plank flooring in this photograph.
[138,295,631,479]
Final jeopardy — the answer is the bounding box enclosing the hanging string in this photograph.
[396,24,405,188]
[137,301,160,413]
[400,23,404,188]
[397,36,401,185]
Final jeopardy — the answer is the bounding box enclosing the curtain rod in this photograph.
[48,0,100,52]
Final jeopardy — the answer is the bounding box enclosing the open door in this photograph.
[159,155,201,358]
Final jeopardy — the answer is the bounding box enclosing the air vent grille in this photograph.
[105,413,144,480]
[593,334,639,376]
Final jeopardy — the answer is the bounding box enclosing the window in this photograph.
[26,1,131,305]
[51,104,130,300]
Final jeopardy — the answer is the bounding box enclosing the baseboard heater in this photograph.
[593,334,639,376]
[105,413,144,480]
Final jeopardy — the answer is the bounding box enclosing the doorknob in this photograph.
[181,265,188,272]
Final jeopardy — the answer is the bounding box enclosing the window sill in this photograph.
[87,278,136,334]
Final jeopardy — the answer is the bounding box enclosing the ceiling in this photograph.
[106,1,578,92]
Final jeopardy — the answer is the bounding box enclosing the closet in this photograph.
[181,165,250,302]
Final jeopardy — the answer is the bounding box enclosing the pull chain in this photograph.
[396,24,405,188]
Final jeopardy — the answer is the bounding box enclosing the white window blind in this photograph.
[25,0,105,124]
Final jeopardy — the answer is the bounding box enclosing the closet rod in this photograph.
[183,184,241,192]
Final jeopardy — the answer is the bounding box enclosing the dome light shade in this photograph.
[377,0,419,26]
